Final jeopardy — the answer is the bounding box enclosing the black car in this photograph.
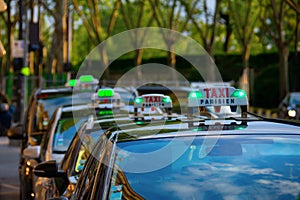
[278,92,300,120]
[65,114,300,200]
[56,85,300,200]
[32,92,180,199]
[9,86,95,200]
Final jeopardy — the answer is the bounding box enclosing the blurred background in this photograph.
[0,0,299,123]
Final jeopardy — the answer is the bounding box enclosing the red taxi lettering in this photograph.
[145,96,161,102]
[204,88,229,98]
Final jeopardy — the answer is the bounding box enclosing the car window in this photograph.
[73,134,109,199]
[52,117,87,153]
[109,135,300,199]
[72,129,105,175]
[290,94,300,105]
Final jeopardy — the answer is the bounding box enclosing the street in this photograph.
[0,137,20,200]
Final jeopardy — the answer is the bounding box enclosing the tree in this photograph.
[284,0,300,91]
[181,0,221,57]
[229,0,261,101]
[0,0,17,75]
[38,0,67,82]
[149,0,190,69]
[260,0,298,99]
[72,0,121,76]
[120,0,154,70]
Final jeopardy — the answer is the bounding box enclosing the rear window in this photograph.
[110,135,300,199]
[29,92,93,145]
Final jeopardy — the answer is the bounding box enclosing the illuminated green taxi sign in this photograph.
[79,75,94,83]
[188,87,248,107]
[98,110,113,116]
[98,89,114,97]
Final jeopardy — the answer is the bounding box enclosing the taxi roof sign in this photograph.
[98,89,114,97]
[65,75,98,88]
[188,87,248,107]
[132,94,175,121]
[79,75,94,83]
[134,94,172,108]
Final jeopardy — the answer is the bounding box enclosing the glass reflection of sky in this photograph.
[111,135,300,200]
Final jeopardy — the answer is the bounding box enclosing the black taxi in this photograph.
[11,75,99,200]
[69,86,300,199]
[33,92,178,199]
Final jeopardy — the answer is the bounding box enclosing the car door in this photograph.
[71,134,109,200]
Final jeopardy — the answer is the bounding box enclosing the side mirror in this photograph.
[34,160,69,195]
[33,160,63,178]
[23,145,40,159]
[7,123,24,140]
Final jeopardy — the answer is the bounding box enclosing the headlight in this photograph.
[288,109,296,117]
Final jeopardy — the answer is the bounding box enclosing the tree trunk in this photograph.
[279,45,289,99]
[134,49,143,80]
[241,44,251,100]
[55,0,64,77]
[167,44,177,85]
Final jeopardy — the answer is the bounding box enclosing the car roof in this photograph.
[105,118,300,143]
[34,86,73,94]
[290,92,300,96]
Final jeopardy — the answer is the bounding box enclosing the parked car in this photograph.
[32,104,100,200]
[9,86,94,200]
[32,93,178,199]
[278,92,300,120]
[66,85,300,199]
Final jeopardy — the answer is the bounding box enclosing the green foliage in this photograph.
[71,25,95,65]
[253,64,279,108]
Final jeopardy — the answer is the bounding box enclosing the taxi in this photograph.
[65,87,300,200]
[9,84,96,200]
[31,88,127,200]
[33,93,178,199]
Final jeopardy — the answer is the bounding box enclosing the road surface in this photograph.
[0,136,20,200]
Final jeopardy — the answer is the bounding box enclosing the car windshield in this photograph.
[34,92,93,132]
[109,135,300,199]
[38,92,93,118]
[52,116,87,153]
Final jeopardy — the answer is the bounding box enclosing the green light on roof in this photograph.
[98,89,114,97]
[134,97,143,104]
[162,96,172,103]
[79,75,94,83]
[231,89,247,98]
[69,79,76,87]
[189,91,203,98]
[98,110,113,116]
